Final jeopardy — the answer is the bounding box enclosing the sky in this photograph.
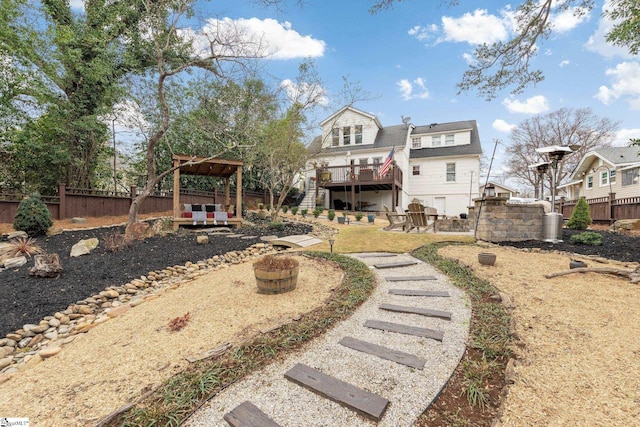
[74,0,640,190]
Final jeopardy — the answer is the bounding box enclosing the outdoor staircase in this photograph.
[299,183,325,210]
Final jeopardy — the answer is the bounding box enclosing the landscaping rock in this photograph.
[3,256,27,269]
[70,239,99,257]
[71,217,87,224]
[125,220,155,240]
[197,235,209,245]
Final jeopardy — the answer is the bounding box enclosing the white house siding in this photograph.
[406,156,479,216]
[320,109,379,148]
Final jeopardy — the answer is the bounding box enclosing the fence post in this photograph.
[608,192,615,220]
[58,183,66,220]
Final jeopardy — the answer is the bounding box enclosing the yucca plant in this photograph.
[3,237,44,258]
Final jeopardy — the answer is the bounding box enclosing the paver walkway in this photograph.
[185,252,471,427]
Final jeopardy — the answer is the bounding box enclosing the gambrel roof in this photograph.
[410,120,482,159]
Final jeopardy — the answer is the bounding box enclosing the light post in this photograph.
[111,115,117,193]
[528,161,550,200]
[328,238,335,254]
[535,145,580,242]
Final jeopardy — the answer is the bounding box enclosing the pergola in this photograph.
[172,154,243,230]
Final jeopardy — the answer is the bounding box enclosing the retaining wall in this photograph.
[475,197,544,242]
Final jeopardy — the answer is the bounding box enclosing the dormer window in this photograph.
[432,135,441,147]
[411,137,422,149]
[355,125,362,144]
[343,126,351,145]
[445,134,455,145]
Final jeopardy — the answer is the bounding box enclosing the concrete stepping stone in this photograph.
[240,235,258,239]
[389,289,450,297]
[338,336,426,370]
[358,253,398,258]
[385,275,436,281]
[260,235,278,242]
[373,260,418,269]
[364,320,444,342]
[379,303,452,320]
[284,363,389,421]
[226,234,243,238]
[223,401,281,427]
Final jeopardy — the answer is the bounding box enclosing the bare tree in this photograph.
[125,0,273,231]
[370,0,640,99]
[505,108,619,195]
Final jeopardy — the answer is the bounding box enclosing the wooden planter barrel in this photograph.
[255,266,299,294]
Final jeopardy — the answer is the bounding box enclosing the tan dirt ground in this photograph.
[2,215,639,426]
[0,253,343,427]
[438,244,640,427]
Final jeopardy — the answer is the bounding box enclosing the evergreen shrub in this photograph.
[567,197,592,230]
[13,194,53,237]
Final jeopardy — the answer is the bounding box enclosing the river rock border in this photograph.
[0,242,276,383]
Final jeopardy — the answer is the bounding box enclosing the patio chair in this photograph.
[383,205,409,231]
[406,202,435,233]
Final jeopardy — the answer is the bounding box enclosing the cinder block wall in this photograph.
[474,197,544,242]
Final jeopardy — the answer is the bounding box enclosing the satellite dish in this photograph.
[401,116,411,124]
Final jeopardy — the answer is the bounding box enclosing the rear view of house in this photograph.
[304,106,482,217]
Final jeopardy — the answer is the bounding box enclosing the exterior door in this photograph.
[434,197,446,215]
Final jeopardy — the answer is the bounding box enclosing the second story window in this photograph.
[332,128,339,146]
[622,168,639,186]
[355,125,362,144]
[445,134,455,145]
[412,165,420,176]
[432,135,441,147]
[587,176,593,189]
[446,163,456,182]
[600,171,609,186]
[412,137,422,148]
[373,157,382,165]
[343,126,351,145]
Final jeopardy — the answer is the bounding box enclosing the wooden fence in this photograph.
[0,183,273,224]
[558,193,640,223]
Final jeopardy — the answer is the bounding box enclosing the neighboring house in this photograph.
[480,181,518,199]
[563,146,640,200]
[305,106,482,217]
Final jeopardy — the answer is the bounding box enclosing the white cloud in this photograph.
[492,119,517,133]
[585,1,633,59]
[397,78,430,101]
[559,60,570,67]
[502,95,550,114]
[190,17,325,60]
[551,6,590,33]
[280,79,328,107]
[408,24,439,42]
[594,62,640,109]
[612,128,640,147]
[441,9,508,45]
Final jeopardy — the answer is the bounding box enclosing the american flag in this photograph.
[379,147,394,178]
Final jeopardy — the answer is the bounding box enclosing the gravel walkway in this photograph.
[185,252,470,427]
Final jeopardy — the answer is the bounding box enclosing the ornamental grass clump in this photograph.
[253,254,299,272]
[3,237,43,258]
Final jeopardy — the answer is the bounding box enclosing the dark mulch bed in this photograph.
[0,218,311,338]
[497,229,640,263]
